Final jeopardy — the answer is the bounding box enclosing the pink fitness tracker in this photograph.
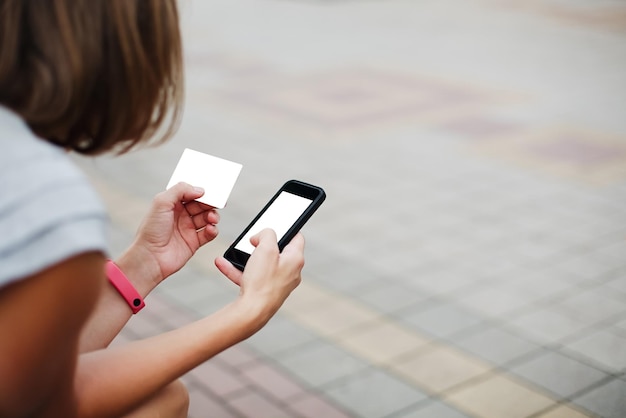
[105,260,145,314]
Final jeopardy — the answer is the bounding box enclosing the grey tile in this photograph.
[554,288,626,323]
[456,285,536,317]
[356,282,431,314]
[573,378,626,418]
[274,341,369,387]
[182,293,237,318]
[394,401,472,418]
[565,329,626,373]
[507,308,589,344]
[106,225,134,256]
[499,270,573,301]
[612,317,626,337]
[556,255,620,284]
[408,271,484,295]
[510,350,609,399]
[454,327,540,365]
[307,254,383,293]
[157,266,235,305]
[125,310,173,338]
[323,369,427,418]
[244,315,318,356]
[606,274,626,296]
[398,302,485,338]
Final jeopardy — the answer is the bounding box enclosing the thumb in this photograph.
[164,182,205,204]
[250,228,278,249]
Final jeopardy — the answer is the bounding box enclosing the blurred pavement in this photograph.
[76,0,626,417]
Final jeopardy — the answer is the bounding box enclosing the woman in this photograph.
[0,1,305,417]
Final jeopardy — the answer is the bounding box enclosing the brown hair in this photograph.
[0,0,183,155]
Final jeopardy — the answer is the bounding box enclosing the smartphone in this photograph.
[223,180,326,271]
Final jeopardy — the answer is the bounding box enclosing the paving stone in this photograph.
[453,326,541,366]
[288,393,355,418]
[187,387,239,418]
[240,361,305,400]
[323,369,428,418]
[509,350,610,399]
[535,404,596,418]
[572,378,626,418]
[507,308,590,344]
[244,315,318,356]
[227,391,295,418]
[391,344,491,394]
[274,341,369,387]
[214,345,259,368]
[398,302,486,339]
[355,282,431,314]
[189,360,248,398]
[336,319,430,365]
[446,374,556,418]
[564,329,626,373]
[286,298,380,337]
[310,259,387,293]
[124,310,173,338]
[395,401,472,418]
[554,287,626,323]
[456,285,538,317]
[606,274,626,296]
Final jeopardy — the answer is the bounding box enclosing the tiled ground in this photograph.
[76,0,626,417]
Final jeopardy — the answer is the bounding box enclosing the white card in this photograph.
[166,148,242,208]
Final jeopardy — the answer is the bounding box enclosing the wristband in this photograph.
[105,260,145,314]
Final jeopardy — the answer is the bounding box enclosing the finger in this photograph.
[281,233,305,255]
[245,229,280,274]
[197,224,219,246]
[191,209,220,230]
[280,233,306,272]
[249,228,278,249]
[160,182,205,208]
[184,200,215,216]
[215,256,243,286]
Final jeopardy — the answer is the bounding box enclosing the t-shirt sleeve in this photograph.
[0,132,109,287]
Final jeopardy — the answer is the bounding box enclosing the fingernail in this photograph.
[194,186,204,193]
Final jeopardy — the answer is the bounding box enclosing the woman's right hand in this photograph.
[215,228,304,328]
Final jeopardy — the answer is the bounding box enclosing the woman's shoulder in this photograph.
[0,106,110,286]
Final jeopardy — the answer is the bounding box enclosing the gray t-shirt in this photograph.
[0,106,109,287]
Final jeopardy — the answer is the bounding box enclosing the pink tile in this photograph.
[528,136,626,165]
[228,392,294,418]
[125,310,171,337]
[241,362,305,400]
[214,344,258,367]
[189,360,247,397]
[289,393,353,418]
[440,116,523,138]
[188,388,238,418]
[219,70,490,129]
[146,295,196,328]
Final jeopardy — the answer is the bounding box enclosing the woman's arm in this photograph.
[0,228,302,418]
[75,230,303,418]
[0,252,104,418]
[79,182,219,352]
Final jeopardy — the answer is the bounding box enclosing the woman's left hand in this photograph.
[122,182,220,286]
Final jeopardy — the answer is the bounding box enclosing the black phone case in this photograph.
[223,180,326,271]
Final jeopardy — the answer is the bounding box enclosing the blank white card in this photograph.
[166,148,242,208]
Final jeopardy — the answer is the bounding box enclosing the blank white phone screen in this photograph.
[235,192,312,254]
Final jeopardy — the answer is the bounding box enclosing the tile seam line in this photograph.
[90,174,589,418]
